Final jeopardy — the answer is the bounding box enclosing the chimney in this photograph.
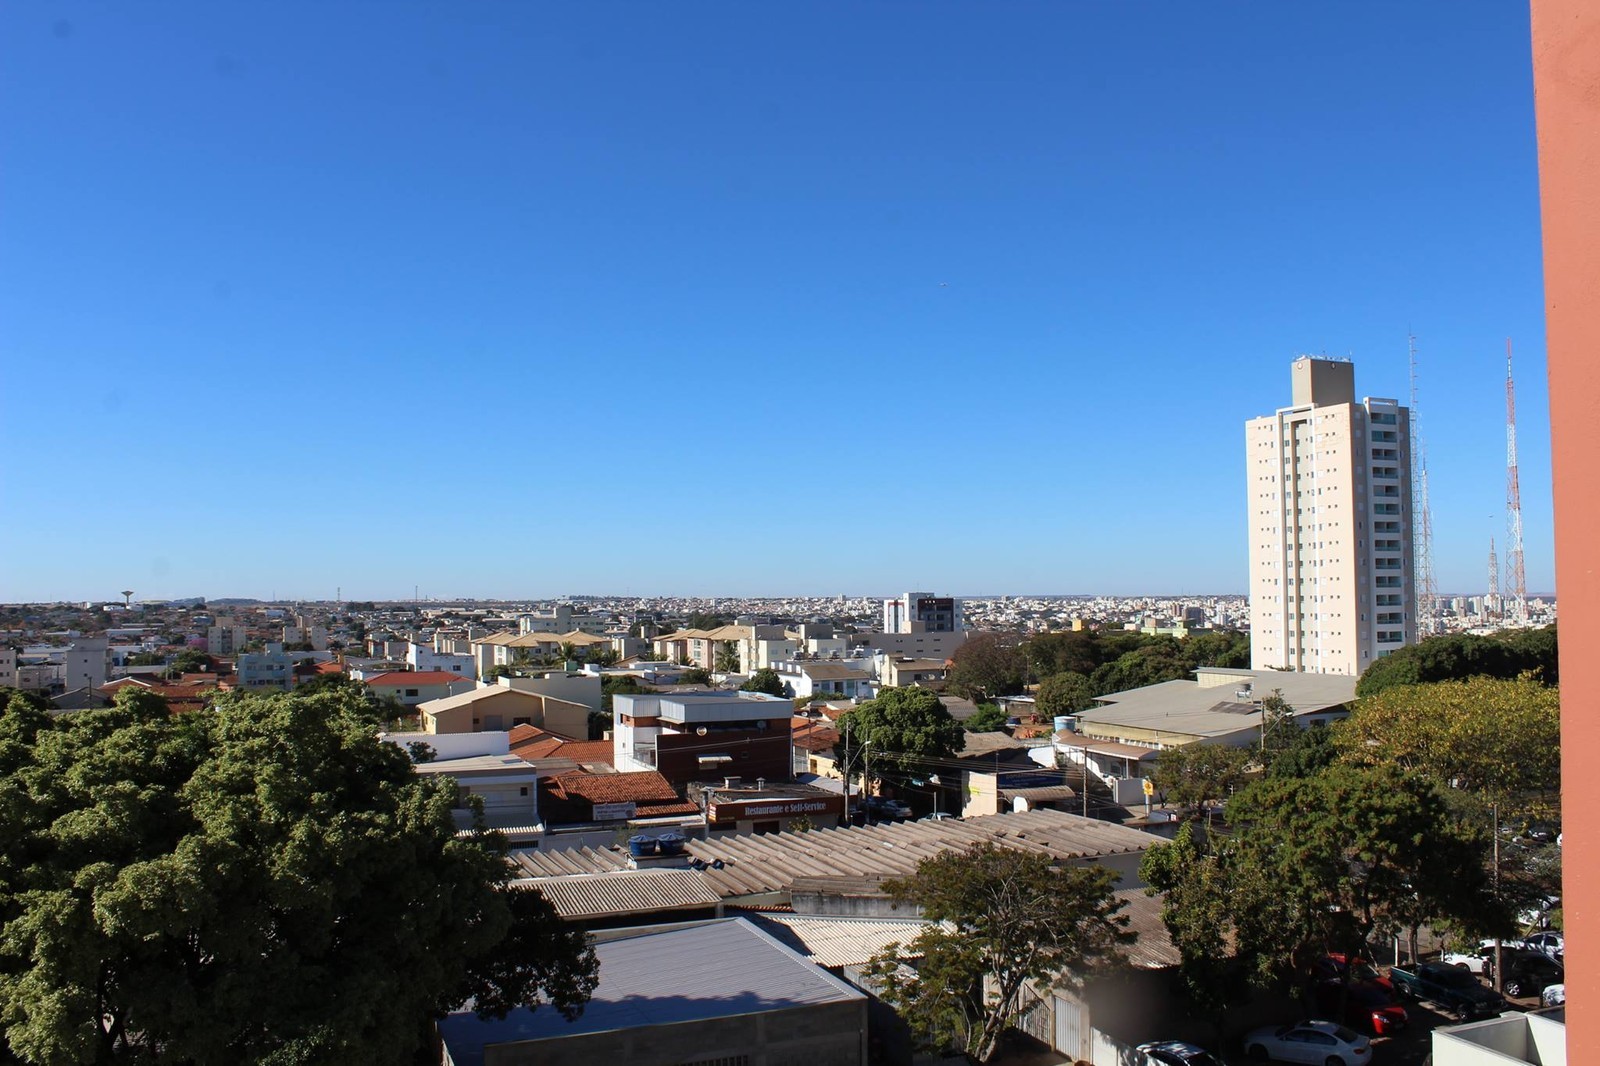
[756,777,766,791]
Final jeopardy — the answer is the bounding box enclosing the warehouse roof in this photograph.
[508,810,1156,902]
[745,913,931,968]
[436,919,863,1066]
[521,869,721,921]
[1076,668,1357,741]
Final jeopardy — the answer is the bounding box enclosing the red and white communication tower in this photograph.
[1504,339,1527,620]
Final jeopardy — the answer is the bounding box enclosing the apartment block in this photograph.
[882,592,962,634]
[1247,357,1415,675]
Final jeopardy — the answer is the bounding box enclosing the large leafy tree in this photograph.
[0,687,597,1065]
[945,634,1027,703]
[1148,743,1250,818]
[1333,676,1560,814]
[1140,823,1249,1032]
[835,686,964,789]
[1355,626,1558,697]
[1033,671,1094,718]
[1224,764,1498,984]
[1087,637,1192,696]
[1143,764,1498,1023]
[866,844,1130,1063]
[738,668,785,697]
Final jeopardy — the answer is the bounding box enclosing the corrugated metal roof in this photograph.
[1080,671,1357,740]
[686,808,1157,899]
[746,913,930,968]
[518,870,721,920]
[509,845,629,878]
[437,918,864,1066]
[1114,888,1180,969]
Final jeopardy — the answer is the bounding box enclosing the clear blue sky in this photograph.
[0,2,1553,602]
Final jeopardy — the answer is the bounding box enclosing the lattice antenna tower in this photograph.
[1408,334,1438,635]
[1488,536,1499,618]
[1505,339,1527,619]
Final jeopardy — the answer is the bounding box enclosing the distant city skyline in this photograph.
[0,3,1553,602]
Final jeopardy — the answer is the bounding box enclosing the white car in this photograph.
[1542,983,1565,1007]
[1522,930,1564,961]
[1244,1020,1371,1065]
[1439,944,1494,974]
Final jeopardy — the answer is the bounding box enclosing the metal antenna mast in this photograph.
[1488,536,1499,619]
[1505,339,1527,620]
[1409,334,1438,635]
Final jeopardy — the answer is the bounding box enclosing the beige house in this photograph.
[421,682,593,738]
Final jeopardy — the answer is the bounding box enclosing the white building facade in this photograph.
[1247,357,1416,676]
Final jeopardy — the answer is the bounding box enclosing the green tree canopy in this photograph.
[165,649,213,678]
[962,703,1010,733]
[866,843,1130,1063]
[1033,671,1094,718]
[1223,764,1499,984]
[713,641,741,673]
[1355,626,1558,697]
[1148,743,1250,817]
[1088,637,1193,695]
[0,687,597,1064]
[835,686,964,787]
[945,634,1027,703]
[1333,676,1560,814]
[1140,823,1246,1027]
[738,668,785,697]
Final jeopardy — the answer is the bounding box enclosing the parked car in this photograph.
[1136,1040,1225,1066]
[1541,983,1566,1007]
[1312,980,1407,1036]
[921,811,958,821]
[1485,949,1564,999]
[1243,1020,1370,1065]
[1439,944,1493,974]
[1389,963,1505,1020]
[861,797,911,821]
[1521,930,1564,961]
[1311,954,1394,993]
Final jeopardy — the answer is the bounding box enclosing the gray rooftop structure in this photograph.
[519,869,722,922]
[437,918,866,1066]
[509,809,1157,902]
[1072,666,1357,746]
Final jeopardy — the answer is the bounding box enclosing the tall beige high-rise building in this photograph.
[1247,357,1415,676]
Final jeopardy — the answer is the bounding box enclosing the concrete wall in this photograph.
[1431,1012,1567,1065]
[1530,0,1600,1058]
[383,730,510,760]
[504,673,602,713]
[477,1000,867,1066]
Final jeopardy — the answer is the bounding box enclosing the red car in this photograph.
[1313,981,1408,1035]
[1312,956,1407,1036]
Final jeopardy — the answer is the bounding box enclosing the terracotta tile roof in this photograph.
[508,723,552,746]
[554,740,615,764]
[541,771,699,819]
[550,771,682,805]
[511,729,612,765]
[364,671,471,687]
[315,661,347,674]
[793,727,840,754]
